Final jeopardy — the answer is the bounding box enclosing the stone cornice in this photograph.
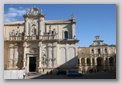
[58,39,79,44]
[4,21,24,26]
[45,20,72,24]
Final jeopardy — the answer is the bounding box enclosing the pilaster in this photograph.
[107,57,110,71]
[22,42,27,69]
[52,42,57,67]
[47,43,52,68]
[14,47,18,69]
[90,57,93,66]
[79,58,81,66]
[38,42,42,71]
[8,44,14,69]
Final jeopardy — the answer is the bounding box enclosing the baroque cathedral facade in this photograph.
[4,7,79,73]
[4,7,116,74]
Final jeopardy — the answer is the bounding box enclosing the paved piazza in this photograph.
[25,72,116,79]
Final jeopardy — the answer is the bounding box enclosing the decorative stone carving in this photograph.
[30,7,38,16]
[23,42,27,47]
[38,42,42,47]
[26,9,29,15]
[29,48,38,53]
[9,44,14,48]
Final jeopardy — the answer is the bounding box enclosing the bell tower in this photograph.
[23,7,45,37]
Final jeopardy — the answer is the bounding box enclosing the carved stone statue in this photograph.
[26,9,29,15]
[30,7,38,15]
[11,30,15,36]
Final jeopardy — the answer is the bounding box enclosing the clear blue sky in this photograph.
[4,4,116,47]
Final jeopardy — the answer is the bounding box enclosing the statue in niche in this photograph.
[49,25,52,35]
[31,24,37,35]
[53,29,56,35]
[41,54,46,65]
[34,27,36,35]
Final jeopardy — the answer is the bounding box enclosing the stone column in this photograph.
[39,18,44,36]
[95,57,97,66]
[25,18,28,36]
[22,42,27,69]
[94,57,97,72]
[107,57,110,71]
[8,44,14,69]
[47,43,52,68]
[85,57,87,72]
[79,58,81,66]
[66,44,69,62]
[90,57,93,67]
[103,57,106,70]
[24,18,28,40]
[38,42,42,72]
[101,48,103,54]
[27,56,29,72]
[14,47,18,69]
[39,18,42,39]
[52,42,57,67]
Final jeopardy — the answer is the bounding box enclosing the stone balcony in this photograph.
[9,34,57,41]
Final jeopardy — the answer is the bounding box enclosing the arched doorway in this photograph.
[81,58,85,72]
[97,57,103,72]
[109,57,114,66]
[109,57,114,71]
[81,58,85,66]
[87,58,90,66]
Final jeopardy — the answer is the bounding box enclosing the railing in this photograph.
[78,54,116,58]
[39,35,57,40]
[9,34,57,41]
[9,36,24,41]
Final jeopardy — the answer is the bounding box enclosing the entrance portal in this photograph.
[29,57,36,72]
[97,57,103,72]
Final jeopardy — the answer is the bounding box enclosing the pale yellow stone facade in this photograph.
[4,7,79,73]
[78,36,116,72]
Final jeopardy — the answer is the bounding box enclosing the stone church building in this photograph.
[4,7,79,73]
[78,36,116,72]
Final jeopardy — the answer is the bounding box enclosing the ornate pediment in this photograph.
[29,48,38,53]
[30,7,38,16]
[23,7,45,18]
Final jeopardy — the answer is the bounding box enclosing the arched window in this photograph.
[64,31,68,39]
[87,58,90,66]
[105,48,107,54]
[98,49,101,54]
[91,49,94,54]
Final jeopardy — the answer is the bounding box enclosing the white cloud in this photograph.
[4,7,26,22]
[4,18,17,22]
[19,7,23,9]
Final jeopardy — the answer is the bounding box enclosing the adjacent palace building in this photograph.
[4,7,79,73]
[4,7,116,73]
[78,36,116,72]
